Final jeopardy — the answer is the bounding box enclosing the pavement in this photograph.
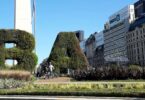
[34,76,145,84]
[0,96,143,100]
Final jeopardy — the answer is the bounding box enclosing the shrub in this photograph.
[142,67,145,79]
[0,70,31,81]
[71,66,145,80]
[0,29,38,72]
[0,79,25,89]
[128,65,143,79]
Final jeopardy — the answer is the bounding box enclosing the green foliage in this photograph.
[1,83,145,97]
[48,32,88,73]
[128,65,143,79]
[72,66,145,80]
[0,79,25,89]
[0,29,38,71]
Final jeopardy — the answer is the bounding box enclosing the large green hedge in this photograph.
[0,29,38,72]
[48,32,88,73]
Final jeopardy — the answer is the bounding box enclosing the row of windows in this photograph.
[105,31,125,42]
[105,37,126,49]
[127,27,145,39]
[104,51,126,58]
[128,51,144,62]
[104,25,125,39]
[105,47,126,56]
[127,35,145,43]
[127,41,145,62]
[105,43,126,53]
[104,21,125,35]
[127,41,145,49]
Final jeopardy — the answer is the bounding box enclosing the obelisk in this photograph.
[14,0,32,33]
[14,0,34,65]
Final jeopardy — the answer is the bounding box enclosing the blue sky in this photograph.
[0,0,137,64]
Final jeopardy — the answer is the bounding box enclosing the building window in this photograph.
[142,42,143,46]
[143,28,145,33]
[137,48,139,55]
[136,30,138,35]
[140,30,142,34]
[134,49,136,56]
[137,43,139,47]
[133,32,134,37]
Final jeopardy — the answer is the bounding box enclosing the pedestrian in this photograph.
[36,65,41,78]
[48,62,54,77]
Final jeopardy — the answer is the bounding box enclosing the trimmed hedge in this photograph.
[41,32,88,74]
[0,29,38,71]
[0,70,31,81]
[72,65,145,80]
[1,83,145,97]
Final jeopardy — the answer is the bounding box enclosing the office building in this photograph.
[80,39,86,54]
[85,34,96,66]
[134,0,145,18]
[127,15,145,66]
[85,31,104,67]
[95,31,104,48]
[104,5,135,65]
[75,30,84,42]
[93,31,104,67]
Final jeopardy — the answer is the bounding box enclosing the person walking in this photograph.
[48,62,54,77]
[36,65,42,78]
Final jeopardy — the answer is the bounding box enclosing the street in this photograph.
[0,96,143,100]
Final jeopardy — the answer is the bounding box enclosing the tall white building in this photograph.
[104,5,135,63]
[14,0,33,33]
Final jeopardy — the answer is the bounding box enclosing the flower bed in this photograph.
[0,79,25,89]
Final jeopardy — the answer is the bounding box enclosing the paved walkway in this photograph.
[0,96,143,100]
[35,77,72,83]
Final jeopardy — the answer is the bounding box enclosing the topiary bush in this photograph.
[41,32,89,74]
[0,29,38,72]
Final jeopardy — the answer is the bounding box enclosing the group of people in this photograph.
[36,62,55,78]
